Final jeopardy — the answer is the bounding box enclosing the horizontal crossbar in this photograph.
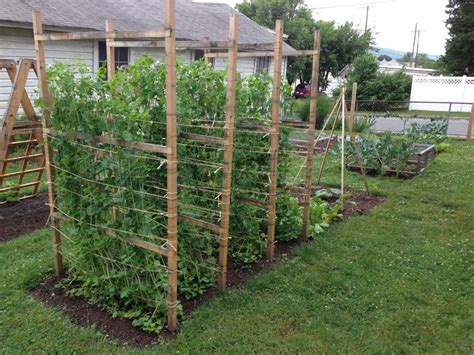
[179,214,221,233]
[0,167,44,179]
[44,128,170,154]
[234,195,267,208]
[0,180,41,193]
[36,30,169,41]
[180,132,226,145]
[9,139,38,146]
[0,59,16,69]
[111,40,230,49]
[205,49,319,59]
[5,153,44,163]
[52,212,170,257]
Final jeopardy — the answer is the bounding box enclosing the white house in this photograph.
[378,59,436,76]
[0,0,293,117]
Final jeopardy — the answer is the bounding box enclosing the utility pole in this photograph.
[414,29,421,68]
[365,5,369,32]
[410,23,418,68]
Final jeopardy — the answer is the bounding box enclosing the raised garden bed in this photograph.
[348,143,437,178]
[289,134,338,155]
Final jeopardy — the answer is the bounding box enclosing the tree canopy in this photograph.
[344,54,412,101]
[236,0,373,89]
[443,0,474,75]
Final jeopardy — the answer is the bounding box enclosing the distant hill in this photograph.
[370,47,440,61]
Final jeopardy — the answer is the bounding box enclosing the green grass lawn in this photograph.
[1,139,473,353]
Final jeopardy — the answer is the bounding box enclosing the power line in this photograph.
[310,1,393,10]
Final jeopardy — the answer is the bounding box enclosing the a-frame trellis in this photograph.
[0,59,45,201]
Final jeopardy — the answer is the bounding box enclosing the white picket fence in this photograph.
[409,75,474,112]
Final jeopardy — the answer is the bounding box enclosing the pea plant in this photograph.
[45,56,299,332]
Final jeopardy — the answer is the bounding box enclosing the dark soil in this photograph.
[0,193,49,243]
[31,277,163,348]
[30,190,384,348]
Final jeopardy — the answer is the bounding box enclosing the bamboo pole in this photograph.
[467,102,474,140]
[349,83,357,141]
[217,14,238,291]
[317,101,342,185]
[164,0,178,332]
[348,83,370,194]
[302,31,322,239]
[105,20,116,79]
[32,11,63,276]
[266,20,284,261]
[341,88,346,196]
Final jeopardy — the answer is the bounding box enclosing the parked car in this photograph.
[293,82,311,98]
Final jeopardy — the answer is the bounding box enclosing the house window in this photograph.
[194,50,205,61]
[256,56,270,74]
[98,41,130,71]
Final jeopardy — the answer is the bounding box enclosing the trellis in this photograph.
[0,59,45,201]
[32,0,246,330]
[205,23,322,258]
[32,3,326,332]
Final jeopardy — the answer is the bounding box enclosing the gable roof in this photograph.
[0,0,292,50]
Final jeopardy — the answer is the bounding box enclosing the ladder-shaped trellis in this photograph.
[0,59,45,201]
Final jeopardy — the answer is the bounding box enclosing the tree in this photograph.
[443,0,474,75]
[236,0,373,88]
[377,54,393,61]
[399,52,442,70]
[345,54,412,101]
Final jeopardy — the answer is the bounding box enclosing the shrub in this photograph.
[291,95,334,128]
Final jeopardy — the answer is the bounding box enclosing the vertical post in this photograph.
[32,11,63,276]
[218,15,238,291]
[105,20,115,79]
[164,0,178,332]
[349,82,357,141]
[467,102,474,140]
[341,88,346,196]
[266,20,284,261]
[302,31,321,239]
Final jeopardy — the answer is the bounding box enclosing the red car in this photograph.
[293,82,311,98]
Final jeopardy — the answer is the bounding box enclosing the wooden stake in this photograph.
[32,11,63,276]
[105,20,116,79]
[467,102,474,140]
[302,31,321,239]
[349,82,357,141]
[348,83,370,195]
[317,101,342,185]
[218,14,238,291]
[266,20,284,261]
[164,0,178,332]
[341,88,346,196]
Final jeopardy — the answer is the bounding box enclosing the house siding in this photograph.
[1,28,289,118]
[0,28,94,118]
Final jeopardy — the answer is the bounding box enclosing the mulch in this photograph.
[27,190,384,348]
[0,193,49,243]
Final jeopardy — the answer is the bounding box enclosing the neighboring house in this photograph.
[326,59,437,95]
[0,0,293,117]
[378,59,436,76]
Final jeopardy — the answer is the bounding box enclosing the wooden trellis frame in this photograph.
[32,0,182,330]
[0,59,45,201]
[206,22,322,260]
[32,0,240,328]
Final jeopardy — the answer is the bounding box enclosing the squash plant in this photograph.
[45,56,301,332]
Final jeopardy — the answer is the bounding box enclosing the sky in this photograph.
[195,0,449,55]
